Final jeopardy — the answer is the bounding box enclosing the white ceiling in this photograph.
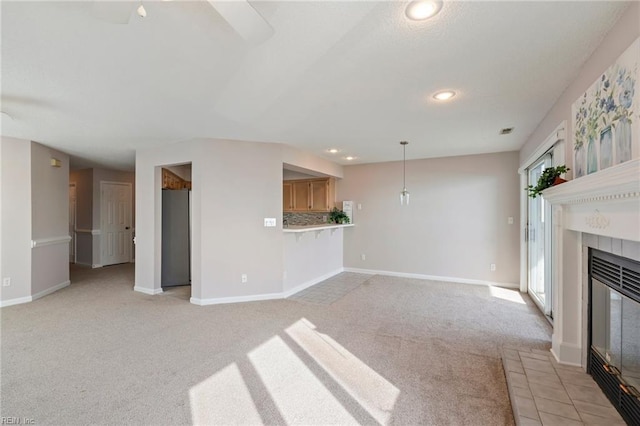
[1,1,629,171]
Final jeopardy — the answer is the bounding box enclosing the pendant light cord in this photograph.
[403,143,406,189]
[400,141,408,190]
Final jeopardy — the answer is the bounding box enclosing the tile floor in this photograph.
[288,272,371,305]
[502,347,626,425]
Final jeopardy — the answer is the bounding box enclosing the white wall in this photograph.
[283,169,318,180]
[520,2,640,172]
[30,142,70,296]
[282,145,343,179]
[135,138,286,303]
[198,140,284,300]
[1,139,69,307]
[283,229,344,294]
[338,151,521,287]
[0,137,32,305]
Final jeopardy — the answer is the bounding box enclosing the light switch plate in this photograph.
[264,218,277,227]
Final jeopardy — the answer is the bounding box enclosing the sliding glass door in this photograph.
[527,154,553,317]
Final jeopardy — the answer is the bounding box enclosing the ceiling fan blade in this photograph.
[207,0,274,44]
[92,1,136,24]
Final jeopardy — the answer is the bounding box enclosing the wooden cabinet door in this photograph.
[283,182,293,211]
[292,181,310,211]
[310,180,329,211]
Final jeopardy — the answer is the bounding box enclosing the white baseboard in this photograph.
[32,280,71,301]
[551,335,583,367]
[343,267,519,289]
[282,268,344,298]
[134,286,163,295]
[191,292,282,306]
[1,280,70,308]
[92,264,103,269]
[190,268,345,306]
[1,295,33,308]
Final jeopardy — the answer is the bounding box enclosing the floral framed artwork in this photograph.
[572,37,639,178]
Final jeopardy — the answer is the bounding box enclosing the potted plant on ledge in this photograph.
[526,165,570,198]
[328,207,350,224]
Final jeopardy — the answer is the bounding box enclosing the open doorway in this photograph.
[160,164,192,301]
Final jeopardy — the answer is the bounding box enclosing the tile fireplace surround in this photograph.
[542,158,640,368]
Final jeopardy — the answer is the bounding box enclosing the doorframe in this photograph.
[69,182,77,263]
[99,181,133,266]
[518,121,566,312]
[526,154,553,315]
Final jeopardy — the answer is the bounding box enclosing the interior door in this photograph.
[527,154,553,316]
[101,182,132,266]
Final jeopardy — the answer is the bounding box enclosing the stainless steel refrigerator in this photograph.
[162,189,190,287]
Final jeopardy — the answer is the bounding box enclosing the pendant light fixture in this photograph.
[400,141,410,205]
[137,2,147,18]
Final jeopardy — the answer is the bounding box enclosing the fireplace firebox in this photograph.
[588,249,640,424]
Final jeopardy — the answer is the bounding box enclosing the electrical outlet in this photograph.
[241,274,248,283]
[508,217,514,225]
[361,254,366,261]
[322,215,327,222]
[2,277,10,287]
[490,264,496,272]
[264,218,276,227]
[357,203,362,210]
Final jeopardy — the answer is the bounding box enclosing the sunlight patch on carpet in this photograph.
[189,363,262,425]
[489,286,526,304]
[285,318,399,424]
[248,335,360,424]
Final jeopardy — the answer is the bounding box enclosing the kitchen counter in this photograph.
[283,224,354,233]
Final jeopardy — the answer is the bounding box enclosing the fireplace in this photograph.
[588,249,640,423]
[540,159,640,363]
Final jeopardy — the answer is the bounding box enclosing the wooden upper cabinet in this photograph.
[283,178,335,212]
[310,180,329,211]
[292,181,310,211]
[283,182,293,211]
[162,168,191,190]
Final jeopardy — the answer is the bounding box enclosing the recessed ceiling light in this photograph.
[344,156,356,161]
[433,90,456,101]
[327,148,340,154]
[405,0,443,21]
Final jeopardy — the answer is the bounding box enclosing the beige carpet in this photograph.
[1,264,552,425]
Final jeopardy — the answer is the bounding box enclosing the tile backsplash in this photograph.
[283,212,328,226]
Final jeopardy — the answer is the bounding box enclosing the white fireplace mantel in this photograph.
[543,159,640,242]
[540,159,640,367]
